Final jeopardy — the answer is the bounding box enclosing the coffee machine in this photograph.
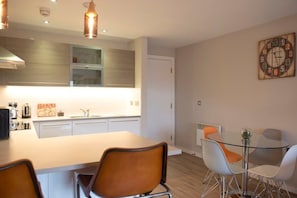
[0,108,10,139]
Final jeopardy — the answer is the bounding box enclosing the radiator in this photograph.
[196,122,222,146]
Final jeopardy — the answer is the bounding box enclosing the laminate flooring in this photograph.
[155,152,297,198]
[165,152,218,198]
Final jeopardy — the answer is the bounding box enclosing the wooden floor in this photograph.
[165,152,218,198]
[158,153,297,198]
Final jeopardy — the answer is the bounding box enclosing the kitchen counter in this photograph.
[1,130,153,173]
[31,114,141,122]
[1,120,181,198]
[1,128,180,174]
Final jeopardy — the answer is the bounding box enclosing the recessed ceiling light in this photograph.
[101,29,108,33]
[44,20,50,24]
[50,0,57,2]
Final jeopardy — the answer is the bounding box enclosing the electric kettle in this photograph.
[22,103,31,118]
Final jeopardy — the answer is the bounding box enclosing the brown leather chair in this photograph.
[76,142,172,198]
[0,159,43,198]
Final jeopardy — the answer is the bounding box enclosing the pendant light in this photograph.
[0,0,8,29]
[84,0,98,38]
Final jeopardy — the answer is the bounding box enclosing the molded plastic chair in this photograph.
[201,127,242,197]
[248,144,297,198]
[201,138,244,198]
[249,128,284,166]
[0,159,44,198]
[76,142,172,198]
[203,127,242,163]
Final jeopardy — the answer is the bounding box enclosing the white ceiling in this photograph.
[6,0,297,48]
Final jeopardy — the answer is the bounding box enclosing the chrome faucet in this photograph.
[80,109,90,117]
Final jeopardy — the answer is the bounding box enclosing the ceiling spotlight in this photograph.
[84,0,98,39]
[0,0,8,29]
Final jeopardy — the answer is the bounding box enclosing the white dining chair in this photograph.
[201,127,242,197]
[201,138,244,198]
[248,144,297,198]
[249,128,284,166]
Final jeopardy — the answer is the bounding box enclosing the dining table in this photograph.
[207,131,289,197]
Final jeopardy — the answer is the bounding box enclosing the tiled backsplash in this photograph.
[0,86,140,118]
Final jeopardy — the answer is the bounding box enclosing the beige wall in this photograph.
[175,14,297,190]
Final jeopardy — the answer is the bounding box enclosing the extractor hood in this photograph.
[0,46,25,69]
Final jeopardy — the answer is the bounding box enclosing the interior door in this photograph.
[145,56,175,145]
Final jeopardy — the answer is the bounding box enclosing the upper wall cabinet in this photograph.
[70,46,135,88]
[0,37,135,87]
[0,37,70,86]
[70,46,103,87]
[103,48,135,87]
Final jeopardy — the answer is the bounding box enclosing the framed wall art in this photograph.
[258,32,295,80]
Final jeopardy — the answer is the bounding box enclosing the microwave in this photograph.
[70,64,103,87]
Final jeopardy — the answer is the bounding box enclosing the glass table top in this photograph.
[207,131,289,149]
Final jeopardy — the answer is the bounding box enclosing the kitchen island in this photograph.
[0,129,180,198]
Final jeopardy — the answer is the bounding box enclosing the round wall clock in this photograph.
[258,32,295,80]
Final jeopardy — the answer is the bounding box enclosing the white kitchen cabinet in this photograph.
[108,117,141,135]
[48,172,74,198]
[37,171,78,198]
[39,121,72,138]
[33,121,40,135]
[72,119,108,135]
[37,174,49,198]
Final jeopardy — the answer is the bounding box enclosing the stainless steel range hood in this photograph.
[0,46,25,69]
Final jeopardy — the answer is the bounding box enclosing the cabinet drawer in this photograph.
[72,119,108,135]
[39,121,72,138]
[108,118,140,135]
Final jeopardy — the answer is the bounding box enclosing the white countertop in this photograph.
[31,114,141,122]
[1,129,180,174]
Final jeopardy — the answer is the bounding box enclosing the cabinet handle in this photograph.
[74,121,107,126]
[110,119,139,123]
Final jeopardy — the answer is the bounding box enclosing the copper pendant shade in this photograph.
[0,0,8,29]
[84,0,98,38]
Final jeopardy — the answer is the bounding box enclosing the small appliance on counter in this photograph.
[10,120,30,131]
[22,103,31,118]
[8,102,18,119]
[0,108,10,139]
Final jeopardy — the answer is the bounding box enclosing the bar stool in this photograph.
[76,142,172,198]
[0,159,43,198]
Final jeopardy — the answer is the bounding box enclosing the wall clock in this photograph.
[258,32,295,80]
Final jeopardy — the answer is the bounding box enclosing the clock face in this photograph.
[258,33,295,79]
